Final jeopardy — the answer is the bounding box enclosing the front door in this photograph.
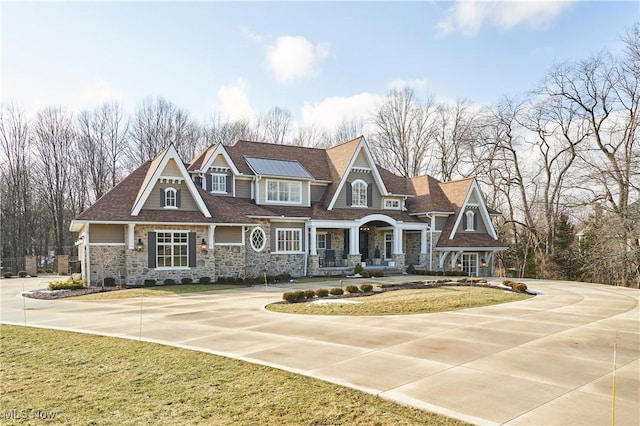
[462,253,478,276]
[384,232,393,260]
[359,228,369,262]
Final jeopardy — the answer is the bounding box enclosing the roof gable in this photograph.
[445,178,497,240]
[131,145,211,218]
[326,136,389,210]
[190,143,240,175]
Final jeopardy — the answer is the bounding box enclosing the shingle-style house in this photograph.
[70,137,506,285]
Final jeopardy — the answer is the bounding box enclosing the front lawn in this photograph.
[266,286,532,316]
[67,284,240,300]
[0,325,468,425]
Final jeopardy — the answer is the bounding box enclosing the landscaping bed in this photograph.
[22,286,122,300]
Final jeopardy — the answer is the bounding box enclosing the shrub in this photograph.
[277,273,292,281]
[354,263,364,274]
[360,283,373,293]
[18,271,27,278]
[303,289,316,299]
[3,272,12,278]
[329,287,344,296]
[293,290,306,301]
[181,277,193,285]
[48,279,85,290]
[199,276,211,284]
[345,284,360,294]
[406,264,416,274]
[164,278,176,286]
[512,282,528,293]
[315,288,329,298]
[103,277,116,287]
[360,270,370,278]
[282,292,298,303]
[371,270,384,277]
[143,279,157,286]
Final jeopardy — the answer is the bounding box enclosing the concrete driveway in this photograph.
[1,276,638,425]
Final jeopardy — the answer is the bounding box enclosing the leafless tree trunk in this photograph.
[370,87,437,178]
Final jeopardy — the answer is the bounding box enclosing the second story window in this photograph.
[352,180,367,207]
[465,210,476,231]
[211,174,227,193]
[161,187,180,208]
[267,180,301,204]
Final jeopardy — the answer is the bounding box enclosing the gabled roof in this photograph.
[407,175,455,214]
[131,144,211,218]
[326,136,389,210]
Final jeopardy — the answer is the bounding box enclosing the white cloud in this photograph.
[239,25,264,42]
[387,79,429,91]
[437,0,573,36]
[80,79,123,104]
[217,78,257,122]
[301,93,381,132]
[267,36,330,82]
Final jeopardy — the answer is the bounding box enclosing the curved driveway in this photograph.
[2,277,639,425]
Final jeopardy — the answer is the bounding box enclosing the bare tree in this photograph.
[369,87,437,178]
[257,106,293,145]
[0,103,35,260]
[32,106,77,255]
[433,100,478,181]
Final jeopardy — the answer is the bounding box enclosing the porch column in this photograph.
[349,226,359,255]
[127,224,135,250]
[393,226,402,254]
[208,225,215,249]
[310,225,317,255]
[420,227,427,254]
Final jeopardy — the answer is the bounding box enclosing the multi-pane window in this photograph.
[250,227,266,252]
[211,174,227,193]
[276,229,302,252]
[316,233,327,250]
[384,199,400,209]
[352,180,367,207]
[384,232,393,259]
[465,211,475,231]
[164,188,177,207]
[267,180,301,203]
[156,231,189,268]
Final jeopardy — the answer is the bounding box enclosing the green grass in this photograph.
[267,286,532,316]
[68,284,240,300]
[0,325,469,426]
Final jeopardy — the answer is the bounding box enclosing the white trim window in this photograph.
[267,180,301,204]
[157,231,188,268]
[316,233,327,250]
[465,211,475,231]
[276,228,302,253]
[384,199,401,210]
[164,187,177,208]
[352,179,367,207]
[250,227,266,252]
[384,232,393,259]
[211,173,227,193]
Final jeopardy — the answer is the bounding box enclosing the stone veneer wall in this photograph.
[88,245,126,285]
[404,233,421,266]
[122,224,215,285]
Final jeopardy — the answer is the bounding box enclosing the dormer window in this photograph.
[352,180,367,207]
[160,187,181,209]
[384,199,401,210]
[465,210,475,231]
[211,174,227,193]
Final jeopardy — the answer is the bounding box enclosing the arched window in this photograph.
[250,227,266,252]
[465,210,475,231]
[352,180,367,207]
[164,187,177,208]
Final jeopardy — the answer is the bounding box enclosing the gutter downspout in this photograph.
[303,221,309,277]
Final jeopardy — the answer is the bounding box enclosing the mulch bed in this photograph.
[23,286,122,300]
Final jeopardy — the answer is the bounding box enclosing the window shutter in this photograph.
[326,234,332,249]
[346,182,352,206]
[226,175,233,195]
[188,232,196,267]
[160,189,165,207]
[176,189,182,208]
[206,174,213,192]
[473,211,477,231]
[367,184,373,207]
[148,232,157,268]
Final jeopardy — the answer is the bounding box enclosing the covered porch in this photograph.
[307,214,430,276]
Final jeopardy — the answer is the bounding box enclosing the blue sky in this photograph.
[2,1,638,130]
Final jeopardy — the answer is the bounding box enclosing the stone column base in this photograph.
[347,254,361,269]
[308,255,320,276]
[418,253,429,268]
[392,254,405,269]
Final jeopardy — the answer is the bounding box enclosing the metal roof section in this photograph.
[245,156,314,179]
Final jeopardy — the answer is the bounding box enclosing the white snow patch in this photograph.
[313,299,363,305]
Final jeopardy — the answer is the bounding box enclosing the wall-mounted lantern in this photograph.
[136,238,144,252]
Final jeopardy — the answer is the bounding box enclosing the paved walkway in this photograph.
[1,276,639,425]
